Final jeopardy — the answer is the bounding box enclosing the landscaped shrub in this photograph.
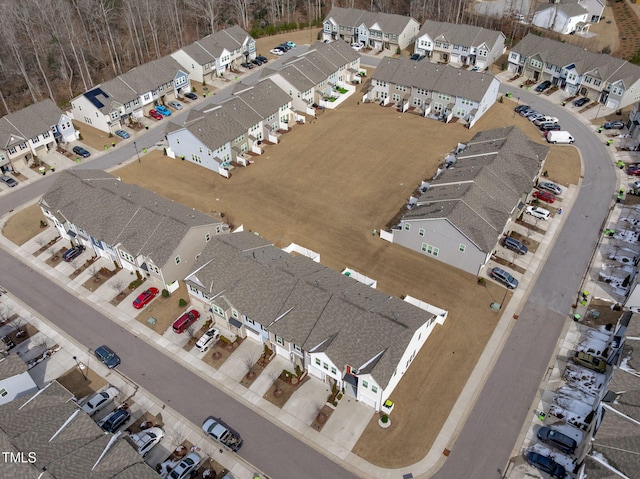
[380,414,389,424]
[178,298,187,307]
[161,289,169,297]
[128,279,144,290]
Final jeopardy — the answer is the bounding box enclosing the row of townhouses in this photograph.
[165,40,361,176]
[367,57,500,127]
[385,127,549,276]
[37,170,447,411]
[509,33,640,110]
[0,99,78,172]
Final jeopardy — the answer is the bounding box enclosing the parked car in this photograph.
[503,237,528,255]
[184,92,198,100]
[149,109,163,120]
[525,451,566,478]
[251,58,263,66]
[270,48,284,56]
[173,310,200,333]
[526,205,551,220]
[534,116,558,125]
[527,112,544,122]
[285,41,296,48]
[128,427,165,457]
[81,386,119,416]
[546,130,574,144]
[540,123,562,132]
[62,244,86,262]
[132,287,160,309]
[351,43,363,51]
[168,101,183,110]
[240,62,254,69]
[114,129,130,139]
[154,105,171,116]
[518,107,534,117]
[514,104,530,113]
[277,43,291,51]
[256,55,268,63]
[603,121,624,130]
[572,351,607,373]
[537,426,578,454]
[169,452,201,479]
[627,164,640,176]
[538,181,563,195]
[523,109,540,119]
[196,327,220,352]
[535,80,552,92]
[94,345,121,369]
[574,97,589,107]
[533,190,556,204]
[409,53,422,60]
[470,66,480,72]
[490,267,519,289]
[100,408,131,433]
[632,180,640,189]
[0,175,17,187]
[72,146,91,158]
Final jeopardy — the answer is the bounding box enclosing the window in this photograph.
[315,358,321,366]
[362,380,368,388]
[459,244,466,252]
[404,223,410,231]
[231,309,238,318]
[175,255,181,265]
[371,385,378,393]
[293,344,302,352]
[323,362,329,370]
[331,367,337,374]
[419,228,425,237]
[276,335,284,345]
[205,233,211,242]
[0,388,6,397]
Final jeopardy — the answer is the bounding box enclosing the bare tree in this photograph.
[9,316,26,338]
[33,338,49,354]
[243,354,257,378]
[269,370,283,395]
[88,263,100,278]
[110,279,125,294]
[0,305,15,325]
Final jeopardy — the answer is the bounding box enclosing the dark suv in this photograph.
[535,80,551,92]
[537,427,577,454]
[574,97,589,107]
[490,267,519,289]
[72,146,90,158]
[100,409,131,433]
[503,237,528,255]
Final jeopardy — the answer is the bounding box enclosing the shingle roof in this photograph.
[39,170,221,268]
[0,99,65,148]
[185,232,438,388]
[0,354,28,381]
[325,7,417,35]
[119,55,184,94]
[184,25,253,65]
[403,126,547,252]
[373,56,497,102]
[0,381,158,479]
[513,33,640,87]
[417,20,504,49]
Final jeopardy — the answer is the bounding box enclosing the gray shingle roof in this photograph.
[119,55,184,94]
[0,99,64,147]
[403,126,547,252]
[0,381,157,479]
[513,33,640,87]
[187,25,253,64]
[0,354,28,381]
[185,231,438,388]
[417,20,504,50]
[373,56,497,102]
[39,170,221,268]
[325,7,417,35]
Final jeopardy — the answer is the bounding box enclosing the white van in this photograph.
[546,130,574,144]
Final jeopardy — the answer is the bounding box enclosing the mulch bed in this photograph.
[44,248,66,267]
[69,256,99,279]
[5,322,39,346]
[204,339,244,369]
[109,288,134,306]
[262,372,309,408]
[311,404,335,431]
[82,267,120,292]
[239,361,268,388]
[125,412,164,435]
[492,255,527,275]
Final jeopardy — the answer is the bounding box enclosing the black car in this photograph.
[62,245,85,262]
[240,62,254,69]
[503,237,528,255]
[535,80,552,92]
[409,53,422,60]
[603,121,624,130]
[525,451,566,478]
[537,427,578,454]
[72,146,91,158]
[0,175,18,187]
[94,345,121,369]
[540,123,562,132]
[184,92,198,100]
[514,104,530,113]
[251,58,263,66]
[100,408,131,433]
[574,97,589,107]
[256,55,268,63]
[277,43,291,51]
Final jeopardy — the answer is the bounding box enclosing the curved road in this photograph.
[431,87,616,478]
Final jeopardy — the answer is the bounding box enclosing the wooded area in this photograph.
[0,0,539,115]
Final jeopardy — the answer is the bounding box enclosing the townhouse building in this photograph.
[385,127,548,276]
[532,2,589,35]
[71,55,190,133]
[0,99,78,172]
[171,25,256,83]
[368,57,500,128]
[39,170,227,291]
[263,40,361,113]
[322,7,419,51]
[413,20,506,70]
[184,231,448,411]
[509,33,640,110]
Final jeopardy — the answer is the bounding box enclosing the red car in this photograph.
[627,164,640,176]
[132,287,160,309]
[172,310,200,333]
[533,190,556,204]
[149,109,163,120]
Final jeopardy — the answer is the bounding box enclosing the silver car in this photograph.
[538,181,563,195]
[168,101,183,110]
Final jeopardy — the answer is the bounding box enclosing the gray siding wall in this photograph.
[393,218,487,275]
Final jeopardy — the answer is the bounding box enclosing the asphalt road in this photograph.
[431,87,616,478]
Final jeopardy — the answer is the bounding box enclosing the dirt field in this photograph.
[0,29,583,470]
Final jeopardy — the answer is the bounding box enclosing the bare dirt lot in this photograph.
[110,85,580,466]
